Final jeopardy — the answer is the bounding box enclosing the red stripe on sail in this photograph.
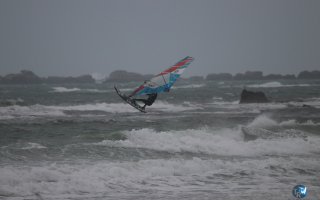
[158,58,192,76]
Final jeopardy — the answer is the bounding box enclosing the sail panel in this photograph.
[131,56,194,96]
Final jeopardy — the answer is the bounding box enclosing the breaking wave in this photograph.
[2,156,319,199]
[172,84,206,89]
[247,81,311,88]
[150,101,202,112]
[248,114,320,128]
[51,87,109,93]
[21,142,47,150]
[97,126,319,156]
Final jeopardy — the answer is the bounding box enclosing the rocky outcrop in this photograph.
[0,70,95,84]
[263,74,296,80]
[239,89,269,104]
[206,71,299,80]
[234,71,263,80]
[206,73,232,80]
[104,70,153,82]
[0,70,42,84]
[188,76,204,81]
[44,75,95,84]
[297,70,320,79]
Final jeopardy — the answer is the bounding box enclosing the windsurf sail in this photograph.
[130,56,194,96]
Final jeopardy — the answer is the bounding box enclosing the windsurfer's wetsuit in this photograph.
[134,93,158,109]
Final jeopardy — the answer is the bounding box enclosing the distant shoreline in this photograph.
[0,70,319,84]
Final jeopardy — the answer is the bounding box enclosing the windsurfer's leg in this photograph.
[134,99,148,104]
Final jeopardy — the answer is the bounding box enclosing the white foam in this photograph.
[247,81,311,88]
[1,156,319,199]
[280,119,320,126]
[51,87,110,93]
[207,100,287,113]
[150,101,202,112]
[118,87,135,92]
[278,119,297,126]
[90,72,106,82]
[21,142,47,150]
[247,115,278,128]
[0,104,66,118]
[248,115,320,128]
[289,97,320,108]
[300,120,320,126]
[172,84,206,89]
[212,96,223,100]
[97,127,320,156]
[52,87,81,92]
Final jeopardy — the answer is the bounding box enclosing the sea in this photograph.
[0,79,320,200]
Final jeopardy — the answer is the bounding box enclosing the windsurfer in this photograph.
[133,93,158,109]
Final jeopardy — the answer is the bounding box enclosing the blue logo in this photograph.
[292,185,307,199]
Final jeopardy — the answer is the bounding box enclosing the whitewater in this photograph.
[0,79,320,199]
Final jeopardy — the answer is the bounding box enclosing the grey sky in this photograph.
[0,0,319,77]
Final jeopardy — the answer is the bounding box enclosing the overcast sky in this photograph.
[0,0,319,77]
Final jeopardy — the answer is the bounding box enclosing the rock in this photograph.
[105,70,153,82]
[239,89,269,104]
[188,76,204,81]
[297,70,320,79]
[206,73,232,80]
[44,75,95,84]
[234,71,263,80]
[0,70,42,84]
[302,104,314,108]
[0,70,95,84]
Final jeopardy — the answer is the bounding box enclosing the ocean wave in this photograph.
[0,98,24,106]
[248,114,320,128]
[207,100,287,112]
[247,81,311,88]
[1,156,319,199]
[172,84,206,89]
[150,101,202,112]
[96,127,319,156]
[51,87,110,93]
[0,104,66,118]
[289,97,320,108]
[52,87,81,92]
[0,101,200,118]
[21,142,47,150]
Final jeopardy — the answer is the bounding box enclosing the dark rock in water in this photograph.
[239,89,269,104]
[302,104,314,108]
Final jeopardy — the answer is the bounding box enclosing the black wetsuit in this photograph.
[134,93,158,107]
